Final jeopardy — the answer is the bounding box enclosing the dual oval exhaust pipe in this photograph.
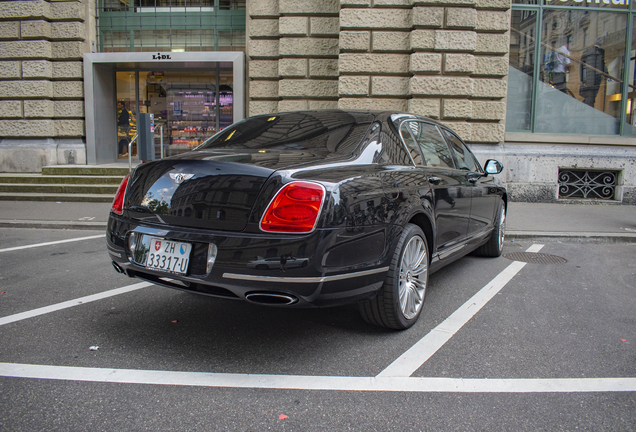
[245,292,298,305]
[113,261,297,305]
[112,261,125,274]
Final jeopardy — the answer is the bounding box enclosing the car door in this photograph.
[400,121,471,253]
[440,128,498,236]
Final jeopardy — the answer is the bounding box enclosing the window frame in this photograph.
[398,121,426,166]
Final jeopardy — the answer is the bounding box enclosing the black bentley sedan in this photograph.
[107,110,506,330]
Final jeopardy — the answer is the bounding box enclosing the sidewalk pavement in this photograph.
[0,201,634,243]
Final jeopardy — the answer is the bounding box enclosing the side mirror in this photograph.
[484,159,503,175]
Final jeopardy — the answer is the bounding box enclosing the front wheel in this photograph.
[360,224,429,330]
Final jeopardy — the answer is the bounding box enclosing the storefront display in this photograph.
[115,69,234,159]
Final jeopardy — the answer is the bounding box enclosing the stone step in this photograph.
[0,174,124,185]
[42,166,131,176]
[0,183,119,195]
[0,193,114,203]
[0,165,132,202]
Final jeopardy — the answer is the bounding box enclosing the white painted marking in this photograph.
[526,243,544,253]
[0,282,152,326]
[0,363,634,393]
[377,244,544,378]
[0,234,104,253]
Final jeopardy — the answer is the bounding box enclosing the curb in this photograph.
[0,220,107,231]
[507,230,636,244]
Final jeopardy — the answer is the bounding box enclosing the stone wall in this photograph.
[248,0,340,115]
[471,143,636,205]
[0,0,91,171]
[246,0,510,144]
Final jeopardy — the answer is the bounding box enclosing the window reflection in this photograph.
[626,17,636,136]
[98,0,246,53]
[442,130,479,172]
[507,7,636,136]
[399,123,423,165]
[536,10,627,135]
[404,122,455,168]
[507,10,537,132]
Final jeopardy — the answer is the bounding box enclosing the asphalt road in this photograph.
[0,228,635,431]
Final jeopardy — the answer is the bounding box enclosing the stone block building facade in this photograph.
[247,0,510,146]
[0,0,94,171]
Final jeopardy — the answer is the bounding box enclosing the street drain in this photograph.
[503,252,568,264]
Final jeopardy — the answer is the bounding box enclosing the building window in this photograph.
[627,16,636,133]
[507,3,635,136]
[97,0,245,53]
[507,9,536,132]
[558,169,619,200]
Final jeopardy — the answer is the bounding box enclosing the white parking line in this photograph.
[377,244,544,378]
[0,363,634,393]
[0,282,152,326]
[6,241,626,394]
[0,234,104,253]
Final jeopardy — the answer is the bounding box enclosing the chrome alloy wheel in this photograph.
[398,235,428,320]
[498,206,506,250]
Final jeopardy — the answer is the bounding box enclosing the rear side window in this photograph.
[399,123,423,165]
[441,129,480,172]
[405,121,454,168]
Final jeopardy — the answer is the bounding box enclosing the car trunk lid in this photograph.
[124,156,275,231]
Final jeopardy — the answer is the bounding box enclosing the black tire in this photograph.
[359,223,429,330]
[473,199,506,257]
[256,264,269,270]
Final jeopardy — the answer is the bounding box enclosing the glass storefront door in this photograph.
[115,67,234,159]
[115,71,138,159]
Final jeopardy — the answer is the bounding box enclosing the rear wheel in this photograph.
[360,224,429,330]
[473,199,505,257]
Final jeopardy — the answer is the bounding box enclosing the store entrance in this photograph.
[115,67,234,160]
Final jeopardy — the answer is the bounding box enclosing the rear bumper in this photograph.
[107,214,401,307]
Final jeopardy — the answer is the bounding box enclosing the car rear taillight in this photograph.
[111,174,130,215]
[260,181,325,233]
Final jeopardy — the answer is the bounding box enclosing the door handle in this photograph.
[428,176,441,185]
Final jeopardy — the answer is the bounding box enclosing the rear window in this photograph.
[197,111,373,155]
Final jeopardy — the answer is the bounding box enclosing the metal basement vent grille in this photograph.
[558,169,619,200]
[503,252,568,264]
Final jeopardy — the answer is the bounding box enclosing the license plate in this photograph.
[145,237,192,274]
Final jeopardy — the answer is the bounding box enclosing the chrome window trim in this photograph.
[398,121,424,167]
